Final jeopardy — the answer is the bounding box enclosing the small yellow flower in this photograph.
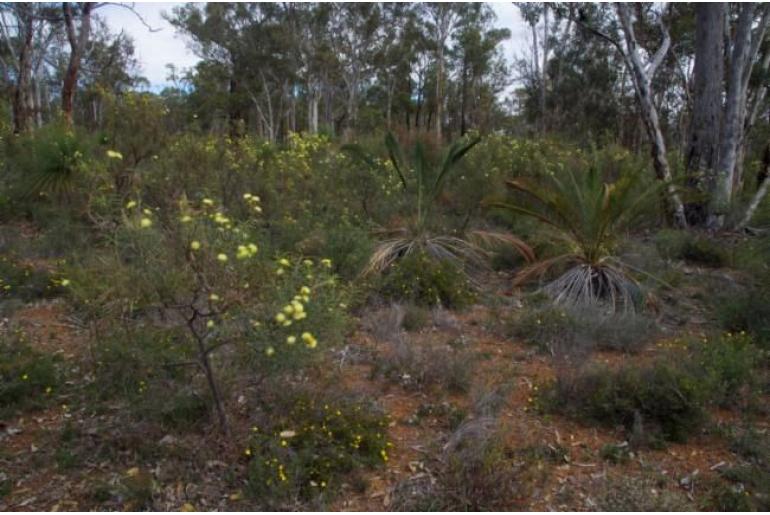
[190,240,201,250]
[207,320,215,328]
[125,200,137,209]
[300,286,311,296]
[275,313,287,323]
[217,253,229,262]
[60,279,71,287]
[202,198,214,206]
[21,373,29,380]
[265,346,275,357]
[286,335,296,345]
[209,293,220,301]
[180,215,193,223]
[279,258,291,267]
[139,217,153,228]
[106,149,123,160]
[244,448,252,456]
[321,258,332,268]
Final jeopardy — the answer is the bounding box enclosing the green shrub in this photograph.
[0,256,62,302]
[371,339,475,394]
[716,287,770,349]
[245,390,389,508]
[377,251,475,309]
[390,418,526,511]
[401,303,430,332]
[655,229,728,267]
[689,332,759,405]
[91,327,192,401]
[543,360,707,443]
[596,475,692,511]
[0,331,58,416]
[507,303,657,354]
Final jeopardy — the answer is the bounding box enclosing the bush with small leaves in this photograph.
[0,330,58,416]
[244,389,390,508]
[542,359,707,444]
[377,251,476,309]
[655,229,728,267]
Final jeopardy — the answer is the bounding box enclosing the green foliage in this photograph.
[401,303,430,332]
[348,133,532,281]
[391,419,526,511]
[91,327,192,401]
[377,250,476,308]
[0,256,63,302]
[543,360,707,444]
[245,390,389,508]
[507,302,657,354]
[596,475,693,511]
[491,148,657,311]
[655,229,728,267]
[371,337,475,394]
[689,332,759,406]
[715,287,770,349]
[0,331,58,416]
[544,332,761,443]
[8,123,94,199]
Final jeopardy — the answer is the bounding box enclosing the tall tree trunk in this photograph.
[712,4,757,227]
[616,3,688,228]
[685,3,725,226]
[307,83,319,134]
[435,45,443,141]
[540,4,549,134]
[12,4,34,134]
[62,2,93,127]
[460,56,467,135]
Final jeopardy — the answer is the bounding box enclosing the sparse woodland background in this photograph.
[0,2,769,511]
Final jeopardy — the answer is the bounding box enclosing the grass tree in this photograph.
[490,158,659,312]
[346,132,533,279]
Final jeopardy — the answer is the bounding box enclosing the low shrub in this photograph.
[377,251,476,309]
[596,475,692,511]
[507,303,657,354]
[542,360,707,444]
[371,338,474,394]
[0,256,62,302]
[0,330,58,416]
[689,332,759,406]
[716,287,770,349]
[244,389,389,508]
[655,229,728,267]
[390,418,527,510]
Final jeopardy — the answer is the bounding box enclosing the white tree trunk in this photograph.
[616,3,688,228]
[712,4,757,227]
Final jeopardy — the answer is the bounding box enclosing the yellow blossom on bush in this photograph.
[217,253,229,262]
[125,200,137,209]
[190,240,201,251]
[286,335,296,345]
[279,258,291,267]
[140,218,153,228]
[106,149,123,160]
[265,346,275,357]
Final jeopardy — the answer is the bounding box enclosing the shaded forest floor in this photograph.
[1,241,768,511]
